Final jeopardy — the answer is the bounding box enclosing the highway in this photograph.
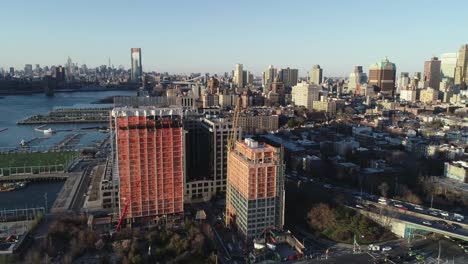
[285,172,468,241]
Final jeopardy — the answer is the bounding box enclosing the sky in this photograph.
[2,0,468,76]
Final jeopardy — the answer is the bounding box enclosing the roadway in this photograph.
[285,171,468,241]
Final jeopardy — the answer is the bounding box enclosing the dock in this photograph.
[0,172,77,183]
[17,104,112,125]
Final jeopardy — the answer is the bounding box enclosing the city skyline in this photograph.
[2,0,468,76]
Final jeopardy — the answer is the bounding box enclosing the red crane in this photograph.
[115,180,140,232]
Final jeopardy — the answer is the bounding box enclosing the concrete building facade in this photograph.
[444,161,468,183]
[184,118,241,202]
[310,65,323,85]
[455,44,468,88]
[291,82,320,109]
[424,57,441,90]
[226,139,285,240]
[369,57,396,96]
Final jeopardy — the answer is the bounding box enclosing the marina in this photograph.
[0,91,133,210]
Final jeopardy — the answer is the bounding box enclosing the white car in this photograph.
[440,212,449,217]
[382,246,392,252]
[323,184,332,189]
[414,206,424,211]
[394,204,403,208]
[422,221,432,226]
[355,204,364,209]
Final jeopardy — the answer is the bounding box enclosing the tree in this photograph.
[287,119,298,128]
[378,182,390,197]
[307,203,336,231]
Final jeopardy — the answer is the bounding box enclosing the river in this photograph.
[0,90,135,211]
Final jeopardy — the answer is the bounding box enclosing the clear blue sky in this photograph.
[2,0,468,76]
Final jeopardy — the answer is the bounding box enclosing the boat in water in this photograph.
[0,181,29,192]
[43,128,54,134]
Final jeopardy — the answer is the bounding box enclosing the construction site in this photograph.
[110,106,184,229]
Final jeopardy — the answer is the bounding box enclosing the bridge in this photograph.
[0,172,80,182]
[171,75,204,85]
[349,197,468,242]
[357,209,468,242]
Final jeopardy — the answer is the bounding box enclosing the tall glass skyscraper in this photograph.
[440,53,457,80]
[131,48,142,82]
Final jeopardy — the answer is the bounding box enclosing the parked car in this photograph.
[429,211,439,216]
[382,246,392,252]
[414,206,424,211]
[422,221,432,226]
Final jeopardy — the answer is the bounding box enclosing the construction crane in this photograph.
[115,180,141,232]
[227,96,242,153]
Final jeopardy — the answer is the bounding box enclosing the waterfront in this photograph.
[0,90,134,151]
[0,182,62,211]
[0,90,134,211]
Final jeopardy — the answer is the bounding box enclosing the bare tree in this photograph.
[378,182,390,197]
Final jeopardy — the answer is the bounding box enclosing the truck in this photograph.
[368,244,380,251]
[378,198,387,205]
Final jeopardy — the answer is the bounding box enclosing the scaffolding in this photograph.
[111,107,184,225]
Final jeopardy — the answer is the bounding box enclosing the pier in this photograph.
[0,172,78,183]
[17,104,113,125]
[52,133,83,151]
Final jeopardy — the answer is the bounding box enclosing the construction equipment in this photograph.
[227,96,242,152]
[115,180,141,232]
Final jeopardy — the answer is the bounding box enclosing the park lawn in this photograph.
[0,151,78,168]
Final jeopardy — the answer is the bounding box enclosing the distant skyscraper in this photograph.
[55,66,65,83]
[111,106,184,224]
[24,64,33,77]
[234,63,244,88]
[131,48,142,82]
[262,65,277,87]
[226,138,284,239]
[9,67,14,76]
[246,71,254,85]
[66,57,74,80]
[310,65,323,85]
[440,53,457,80]
[368,57,396,96]
[397,72,410,93]
[278,67,298,87]
[348,66,367,95]
[291,82,320,109]
[454,44,468,89]
[424,57,441,90]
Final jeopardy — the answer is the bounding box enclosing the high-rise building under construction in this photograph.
[226,138,285,240]
[111,106,184,224]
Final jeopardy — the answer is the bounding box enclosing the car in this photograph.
[429,211,439,216]
[382,246,392,252]
[355,204,365,209]
[451,223,462,230]
[399,206,408,211]
[414,206,424,211]
[422,221,432,226]
[323,184,332,189]
[440,211,449,217]
[394,203,403,208]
